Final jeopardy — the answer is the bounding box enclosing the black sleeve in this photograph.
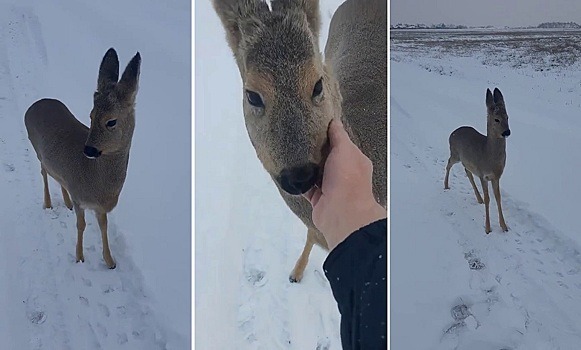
[323,218,387,350]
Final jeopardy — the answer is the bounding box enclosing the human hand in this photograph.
[303,119,386,251]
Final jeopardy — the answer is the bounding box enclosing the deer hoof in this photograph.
[105,259,116,269]
[289,272,303,283]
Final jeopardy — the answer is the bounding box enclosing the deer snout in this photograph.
[279,163,319,195]
[83,145,102,159]
[502,129,511,138]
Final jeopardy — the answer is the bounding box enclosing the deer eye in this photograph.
[312,78,323,98]
[494,119,500,123]
[246,90,264,108]
[106,119,117,128]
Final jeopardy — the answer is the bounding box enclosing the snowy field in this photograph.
[391,29,581,349]
[0,0,190,349]
[195,0,350,349]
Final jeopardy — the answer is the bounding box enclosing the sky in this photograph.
[391,0,581,27]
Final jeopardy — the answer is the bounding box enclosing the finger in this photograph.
[302,187,323,207]
[302,188,316,203]
[327,118,351,148]
[309,188,323,207]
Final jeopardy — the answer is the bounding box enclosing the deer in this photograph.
[25,48,141,269]
[212,0,386,282]
[444,88,511,234]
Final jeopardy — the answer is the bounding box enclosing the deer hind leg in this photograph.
[492,179,508,232]
[480,178,491,234]
[61,186,73,210]
[96,212,116,269]
[465,168,484,204]
[41,166,52,209]
[444,155,458,189]
[74,205,86,263]
[289,228,316,283]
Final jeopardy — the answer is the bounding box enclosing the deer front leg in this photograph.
[74,205,86,263]
[289,229,316,283]
[492,179,508,232]
[480,178,491,234]
[96,212,116,269]
[61,186,73,210]
[41,167,52,209]
[466,168,484,204]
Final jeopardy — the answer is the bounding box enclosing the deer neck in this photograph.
[485,131,506,163]
[95,147,131,192]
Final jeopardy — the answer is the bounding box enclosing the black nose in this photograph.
[502,129,511,137]
[83,145,101,159]
[279,163,319,195]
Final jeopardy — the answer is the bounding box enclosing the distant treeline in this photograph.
[391,22,581,30]
[537,22,581,29]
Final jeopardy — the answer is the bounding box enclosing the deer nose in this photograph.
[502,129,511,137]
[83,145,102,159]
[279,163,319,195]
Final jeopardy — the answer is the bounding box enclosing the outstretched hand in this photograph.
[303,119,386,251]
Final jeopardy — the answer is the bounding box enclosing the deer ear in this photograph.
[97,48,119,92]
[493,88,504,105]
[117,52,141,102]
[213,0,269,56]
[486,88,494,108]
[272,0,320,38]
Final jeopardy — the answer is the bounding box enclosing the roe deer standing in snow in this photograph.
[25,48,141,269]
[213,0,386,282]
[444,88,510,234]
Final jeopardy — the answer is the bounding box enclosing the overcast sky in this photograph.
[391,0,581,27]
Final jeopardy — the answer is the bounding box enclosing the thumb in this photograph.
[327,118,350,148]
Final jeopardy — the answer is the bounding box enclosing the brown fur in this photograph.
[25,48,141,269]
[444,88,510,234]
[213,0,387,282]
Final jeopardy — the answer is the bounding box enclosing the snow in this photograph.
[391,30,581,349]
[195,0,347,349]
[0,0,190,349]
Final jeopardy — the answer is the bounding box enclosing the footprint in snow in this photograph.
[3,162,15,172]
[28,310,47,325]
[451,304,471,321]
[98,303,110,317]
[82,277,92,287]
[95,323,108,338]
[464,251,485,270]
[468,258,485,270]
[245,268,267,287]
[117,333,128,345]
[314,269,328,287]
[316,337,331,350]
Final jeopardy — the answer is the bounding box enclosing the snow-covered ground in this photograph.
[0,0,190,349]
[391,30,581,349]
[195,0,348,349]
